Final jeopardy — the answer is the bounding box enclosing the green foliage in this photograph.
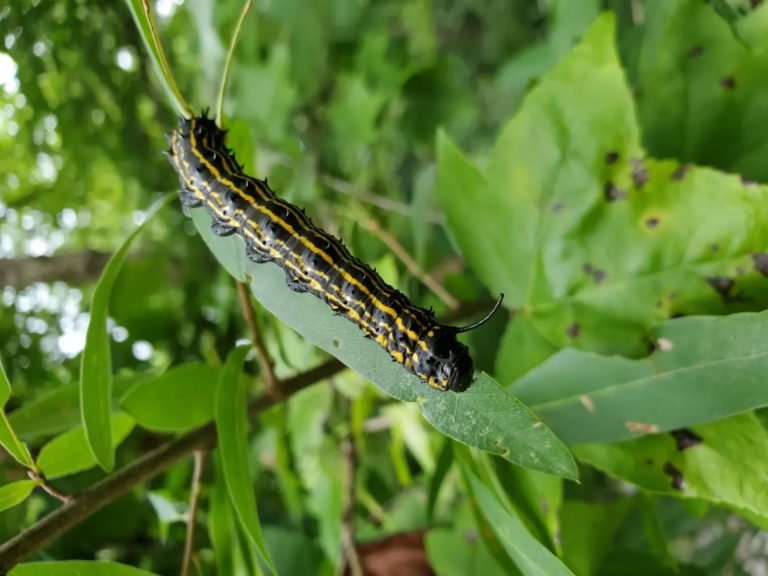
[4,0,768,574]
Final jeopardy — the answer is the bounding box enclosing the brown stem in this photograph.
[337,398,363,576]
[27,471,74,505]
[0,358,344,573]
[180,451,208,576]
[236,281,280,398]
[359,216,460,311]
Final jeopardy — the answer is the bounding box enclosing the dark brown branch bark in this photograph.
[236,281,279,397]
[0,358,344,573]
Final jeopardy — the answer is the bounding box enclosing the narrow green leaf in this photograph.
[191,208,576,479]
[80,193,173,472]
[216,0,252,127]
[120,364,223,432]
[0,357,34,469]
[560,499,634,576]
[466,471,576,576]
[216,346,277,575]
[124,0,191,117]
[572,412,768,521]
[10,373,139,442]
[515,311,768,444]
[427,437,453,522]
[37,413,135,480]
[0,480,41,513]
[640,494,677,571]
[209,449,235,576]
[9,561,161,576]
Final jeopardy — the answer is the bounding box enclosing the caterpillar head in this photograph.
[428,293,505,393]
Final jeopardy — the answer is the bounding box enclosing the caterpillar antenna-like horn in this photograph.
[455,293,505,334]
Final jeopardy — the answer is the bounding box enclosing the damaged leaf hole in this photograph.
[604,181,626,201]
[720,76,736,90]
[645,217,659,229]
[671,164,691,181]
[671,428,703,451]
[752,253,768,276]
[663,462,685,492]
[566,323,580,339]
[583,263,606,283]
[630,157,648,188]
[688,45,703,58]
[605,151,619,164]
[706,276,749,304]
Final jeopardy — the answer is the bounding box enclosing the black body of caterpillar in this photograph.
[165,111,503,392]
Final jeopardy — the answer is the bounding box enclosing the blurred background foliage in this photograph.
[3,0,768,574]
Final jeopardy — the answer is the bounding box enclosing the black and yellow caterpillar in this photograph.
[165,111,503,392]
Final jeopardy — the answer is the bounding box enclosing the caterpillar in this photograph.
[165,110,503,392]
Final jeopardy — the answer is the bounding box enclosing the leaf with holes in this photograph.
[437,12,768,384]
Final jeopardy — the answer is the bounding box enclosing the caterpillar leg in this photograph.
[179,188,202,208]
[211,222,236,237]
[285,271,311,293]
[244,243,272,264]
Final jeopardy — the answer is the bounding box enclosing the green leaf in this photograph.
[734,2,768,52]
[261,527,324,576]
[0,480,41,513]
[640,494,677,572]
[191,208,575,479]
[216,346,277,575]
[36,413,135,480]
[465,470,576,576]
[426,502,511,576]
[9,561,161,576]
[427,437,453,522]
[514,311,768,444]
[124,0,189,117]
[9,373,140,442]
[209,450,235,576]
[80,193,172,472]
[0,356,34,469]
[637,0,768,181]
[120,363,223,432]
[438,11,768,385]
[560,499,634,576]
[572,412,768,521]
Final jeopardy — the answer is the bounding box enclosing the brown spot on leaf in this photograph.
[626,422,659,434]
[711,243,719,252]
[592,269,605,283]
[688,45,703,58]
[604,182,626,201]
[645,217,659,229]
[706,276,749,303]
[740,175,759,186]
[671,164,691,181]
[583,263,593,274]
[721,76,736,90]
[671,428,703,451]
[552,202,563,213]
[567,323,580,338]
[752,253,768,276]
[630,157,648,188]
[332,339,340,348]
[663,462,685,491]
[605,151,619,164]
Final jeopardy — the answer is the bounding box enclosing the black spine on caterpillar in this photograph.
[165,112,504,392]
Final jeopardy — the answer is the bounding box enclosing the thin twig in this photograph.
[236,281,279,397]
[27,471,74,505]
[337,398,363,576]
[263,149,446,225]
[180,451,208,576]
[358,216,460,311]
[0,359,344,573]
